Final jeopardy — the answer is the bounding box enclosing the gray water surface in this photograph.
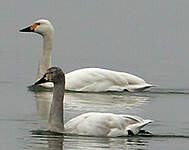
[1,84,189,150]
[1,0,189,149]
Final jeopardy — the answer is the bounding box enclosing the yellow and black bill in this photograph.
[34,73,51,85]
[20,23,39,32]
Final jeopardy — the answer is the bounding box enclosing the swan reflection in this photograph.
[48,138,64,150]
[63,136,148,150]
[35,91,52,120]
[35,92,149,120]
[31,135,148,150]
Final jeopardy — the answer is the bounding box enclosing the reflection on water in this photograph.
[35,91,149,121]
[29,131,189,150]
[35,92,52,120]
[29,134,149,150]
[65,92,149,110]
[63,136,149,150]
[48,138,64,150]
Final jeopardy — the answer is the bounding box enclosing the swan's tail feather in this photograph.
[126,119,153,135]
[127,83,155,92]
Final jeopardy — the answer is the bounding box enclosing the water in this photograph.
[1,0,189,149]
[1,84,189,149]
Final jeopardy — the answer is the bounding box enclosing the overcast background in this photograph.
[0,0,189,89]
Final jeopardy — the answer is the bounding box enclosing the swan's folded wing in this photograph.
[65,68,153,92]
[64,112,111,136]
[64,112,152,137]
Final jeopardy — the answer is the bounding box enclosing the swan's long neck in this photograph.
[48,78,65,132]
[36,34,54,81]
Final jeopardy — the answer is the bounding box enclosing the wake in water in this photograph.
[31,130,189,139]
[142,88,189,95]
[28,84,189,95]
[31,129,152,138]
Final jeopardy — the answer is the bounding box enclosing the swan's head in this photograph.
[20,19,54,36]
[34,67,65,85]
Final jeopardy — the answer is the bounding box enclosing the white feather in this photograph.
[64,112,152,137]
[65,68,153,92]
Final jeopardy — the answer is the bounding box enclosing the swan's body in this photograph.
[66,68,152,92]
[35,67,152,137]
[20,19,153,92]
[65,112,152,136]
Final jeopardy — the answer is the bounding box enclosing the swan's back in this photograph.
[65,68,152,92]
[64,112,152,137]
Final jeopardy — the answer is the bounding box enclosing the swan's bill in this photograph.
[20,23,39,32]
[34,73,51,85]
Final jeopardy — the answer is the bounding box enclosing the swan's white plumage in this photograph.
[64,112,152,137]
[66,68,153,92]
[20,19,153,92]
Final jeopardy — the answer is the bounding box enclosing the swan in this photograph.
[34,66,153,137]
[20,19,153,92]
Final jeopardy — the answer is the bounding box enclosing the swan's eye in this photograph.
[36,23,40,25]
